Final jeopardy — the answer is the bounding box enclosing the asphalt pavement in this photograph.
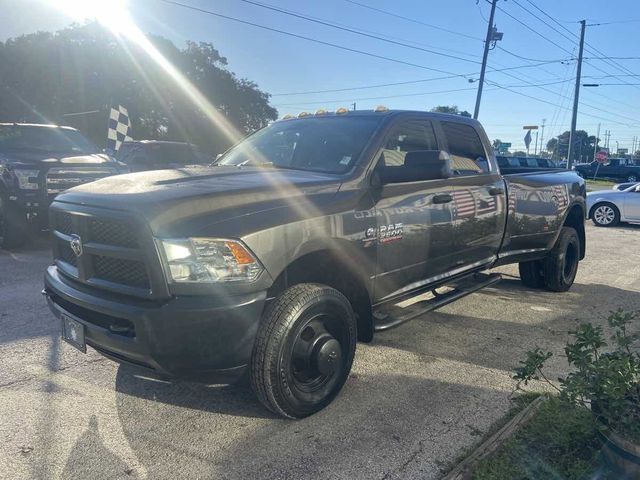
[1,223,639,479]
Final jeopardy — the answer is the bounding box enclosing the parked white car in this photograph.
[587,183,640,226]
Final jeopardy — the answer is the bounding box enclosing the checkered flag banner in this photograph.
[106,105,132,153]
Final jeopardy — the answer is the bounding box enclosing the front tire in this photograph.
[250,283,357,419]
[591,202,620,227]
[543,227,580,292]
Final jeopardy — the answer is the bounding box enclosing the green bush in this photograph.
[514,309,640,443]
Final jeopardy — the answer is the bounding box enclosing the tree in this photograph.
[546,130,598,162]
[430,105,472,117]
[0,22,277,154]
[492,139,502,149]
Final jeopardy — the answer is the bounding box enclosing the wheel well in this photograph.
[268,250,374,342]
[563,204,586,259]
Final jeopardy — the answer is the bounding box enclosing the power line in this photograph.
[157,0,476,77]
[495,4,575,56]
[343,0,483,41]
[272,86,480,108]
[271,60,571,97]
[237,0,482,65]
[484,80,640,127]
[520,0,640,91]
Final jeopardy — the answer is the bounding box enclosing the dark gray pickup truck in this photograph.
[44,110,586,418]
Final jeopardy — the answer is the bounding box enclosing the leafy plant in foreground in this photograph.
[514,309,640,443]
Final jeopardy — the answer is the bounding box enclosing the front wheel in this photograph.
[591,202,620,227]
[543,227,580,292]
[250,283,356,419]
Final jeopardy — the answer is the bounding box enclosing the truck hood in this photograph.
[1,150,115,167]
[54,166,344,232]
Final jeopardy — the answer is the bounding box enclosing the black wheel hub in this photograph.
[290,316,346,390]
[314,338,342,376]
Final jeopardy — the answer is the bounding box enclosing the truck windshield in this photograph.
[216,116,382,173]
[0,125,99,155]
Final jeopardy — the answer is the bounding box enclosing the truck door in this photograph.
[372,119,455,301]
[439,120,507,269]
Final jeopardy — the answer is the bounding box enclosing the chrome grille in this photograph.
[46,167,114,194]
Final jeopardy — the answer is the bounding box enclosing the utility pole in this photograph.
[567,19,586,170]
[593,123,601,163]
[540,118,546,156]
[534,130,539,156]
[473,0,501,119]
[351,102,356,111]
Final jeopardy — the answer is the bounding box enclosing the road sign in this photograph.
[618,148,629,155]
[523,125,539,130]
[595,150,609,163]
[497,142,511,153]
[524,130,532,150]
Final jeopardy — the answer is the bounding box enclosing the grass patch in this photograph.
[585,179,616,188]
[472,397,615,480]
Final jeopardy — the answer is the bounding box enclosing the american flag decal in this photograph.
[452,189,498,218]
[106,105,133,153]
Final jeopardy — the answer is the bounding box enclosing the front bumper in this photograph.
[44,265,267,382]
[9,190,53,228]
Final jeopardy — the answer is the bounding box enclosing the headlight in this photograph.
[160,238,263,283]
[14,169,40,190]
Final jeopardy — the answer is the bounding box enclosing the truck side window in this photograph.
[379,120,437,167]
[441,121,489,175]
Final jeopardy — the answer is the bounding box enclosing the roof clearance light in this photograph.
[375,105,389,112]
[315,109,328,115]
[281,114,293,120]
[298,111,311,118]
[336,107,349,115]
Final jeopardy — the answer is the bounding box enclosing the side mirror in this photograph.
[379,150,452,184]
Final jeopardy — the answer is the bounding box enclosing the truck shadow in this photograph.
[114,365,275,419]
[373,280,640,372]
[113,369,510,479]
[110,280,640,478]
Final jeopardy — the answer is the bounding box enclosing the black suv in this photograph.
[0,123,121,248]
[116,141,213,172]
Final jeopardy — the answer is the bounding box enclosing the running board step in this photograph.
[373,272,502,332]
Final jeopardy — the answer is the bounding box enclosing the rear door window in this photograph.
[440,121,489,175]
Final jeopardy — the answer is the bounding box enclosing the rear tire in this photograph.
[543,227,580,292]
[0,196,28,250]
[591,202,620,227]
[250,283,356,419]
[519,260,545,289]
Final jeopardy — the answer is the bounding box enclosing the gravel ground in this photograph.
[1,223,639,480]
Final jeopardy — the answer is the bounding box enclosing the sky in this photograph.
[1,0,640,154]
